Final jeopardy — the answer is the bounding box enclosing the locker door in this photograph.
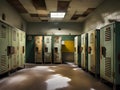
[53,36,62,63]
[44,36,52,63]
[35,36,43,63]
[0,22,9,74]
[16,29,19,67]
[11,28,17,69]
[88,31,96,73]
[8,26,12,71]
[100,25,114,83]
[19,31,25,66]
[81,34,86,69]
[22,31,25,66]
[74,36,78,65]
[18,30,21,66]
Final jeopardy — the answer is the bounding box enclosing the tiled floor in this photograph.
[0,63,112,90]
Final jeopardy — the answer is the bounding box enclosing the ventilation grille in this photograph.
[0,25,6,38]
[105,27,111,41]
[13,30,16,41]
[105,57,111,77]
[0,55,8,73]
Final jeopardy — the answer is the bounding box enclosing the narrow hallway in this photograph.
[0,64,112,90]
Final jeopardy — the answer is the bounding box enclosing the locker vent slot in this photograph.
[0,28,6,38]
[105,27,111,41]
[0,55,7,73]
[105,57,111,77]
[13,30,16,41]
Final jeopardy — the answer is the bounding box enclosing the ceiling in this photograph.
[7,0,105,22]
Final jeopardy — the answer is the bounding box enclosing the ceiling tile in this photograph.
[32,0,47,10]
[57,0,70,12]
[7,0,28,13]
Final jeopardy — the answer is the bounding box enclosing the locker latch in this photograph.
[7,46,15,56]
[80,47,83,53]
[22,46,24,54]
[101,46,106,58]
[88,47,92,54]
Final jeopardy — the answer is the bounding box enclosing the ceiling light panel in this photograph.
[50,12,66,18]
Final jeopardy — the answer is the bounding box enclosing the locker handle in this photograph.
[7,46,15,55]
[54,47,58,53]
[45,47,48,52]
[88,47,92,54]
[101,46,106,58]
[7,46,11,56]
[35,47,38,52]
[80,47,83,53]
[22,46,24,54]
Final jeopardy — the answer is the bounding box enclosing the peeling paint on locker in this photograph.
[35,36,43,63]
[74,36,78,65]
[81,33,88,70]
[44,36,52,63]
[88,29,100,76]
[100,22,120,86]
[53,36,62,63]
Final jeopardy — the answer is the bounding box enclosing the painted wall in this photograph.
[83,0,120,32]
[27,22,82,35]
[0,0,26,31]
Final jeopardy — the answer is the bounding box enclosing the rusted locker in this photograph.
[100,22,120,87]
[88,29,100,76]
[74,36,78,65]
[53,36,62,63]
[81,33,88,70]
[35,36,43,63]
[44,36,52,63]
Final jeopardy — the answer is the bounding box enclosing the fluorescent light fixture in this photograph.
[50,12,66,18]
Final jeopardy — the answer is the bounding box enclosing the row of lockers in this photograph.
[74,21,120,86]
[0,21,26,75]
[34,36,62,63]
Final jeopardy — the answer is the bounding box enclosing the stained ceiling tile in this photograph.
[7,0,28,13]
[30,14,39,17]
[57,0,70,12]
[32,0,47,10]
[82,8,96,17]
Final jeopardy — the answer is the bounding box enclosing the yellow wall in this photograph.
[62,41,74,52]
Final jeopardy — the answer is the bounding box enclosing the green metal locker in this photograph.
[88,29,100,75]
[11,28,19,69]
[44,36,52,63]
[74,36,78,65]
[81,33,88,70]
[53,36,62,63]
[18,30,22,66]
[35,36,43,63]
[100,22,120,86]
[19,30,25,66]
[8,26,12,71]
[0,21,9,74]
[22,31,26,66]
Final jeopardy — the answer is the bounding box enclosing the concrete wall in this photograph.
[27,22,82,35]
[83,0,120,32]
[0,0,26,31]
